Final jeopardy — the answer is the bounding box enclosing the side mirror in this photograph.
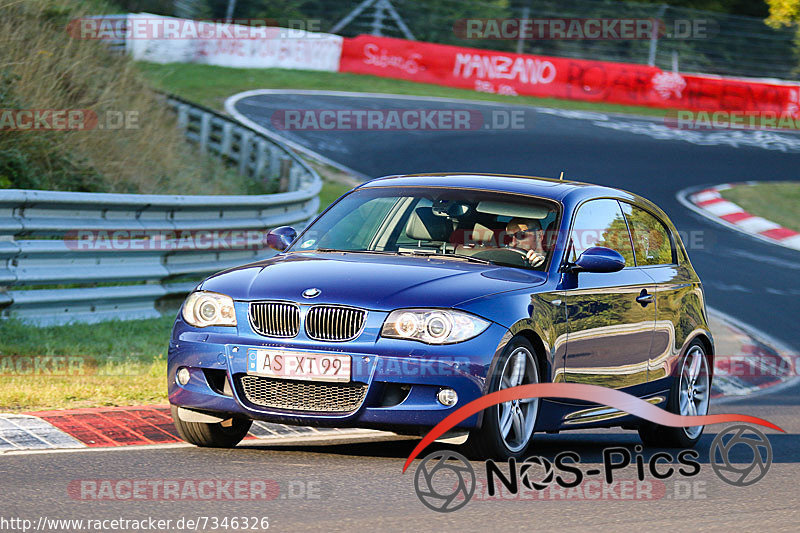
[266,226,297,251]
[567,246,625,273]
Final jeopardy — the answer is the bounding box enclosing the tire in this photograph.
[463,336,541,460]
[638,340,711,448]
[170,405,252,448]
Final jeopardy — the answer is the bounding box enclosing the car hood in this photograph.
[199,252,547,311]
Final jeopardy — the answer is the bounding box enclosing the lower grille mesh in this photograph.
[237,374,368,413]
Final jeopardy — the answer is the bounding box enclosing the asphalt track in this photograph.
[229,91,800,350]
[3,93,799,532]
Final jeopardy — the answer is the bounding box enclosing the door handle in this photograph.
[636,290,654,306]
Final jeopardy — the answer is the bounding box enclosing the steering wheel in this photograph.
[471,247,530,267]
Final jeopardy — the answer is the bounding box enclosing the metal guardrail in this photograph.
[0,96,322,326]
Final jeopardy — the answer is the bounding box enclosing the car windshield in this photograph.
[287,186,560,270]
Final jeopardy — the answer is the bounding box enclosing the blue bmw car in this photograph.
[168,173,713,459]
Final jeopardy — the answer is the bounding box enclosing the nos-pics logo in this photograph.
[413,425,773,513]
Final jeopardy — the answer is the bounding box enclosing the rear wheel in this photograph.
[170,405,252,448]
[638,341,710,448]
[463,337,540,460]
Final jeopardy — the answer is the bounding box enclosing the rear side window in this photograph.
[569,199,635,267]
[620,203,675,266]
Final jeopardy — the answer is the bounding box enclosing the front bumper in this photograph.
[168,306,509,431]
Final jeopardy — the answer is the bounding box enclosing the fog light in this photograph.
[437,388,458,406]
[176,367,191,386]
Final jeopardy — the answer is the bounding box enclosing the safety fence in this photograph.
[0,96,322,325]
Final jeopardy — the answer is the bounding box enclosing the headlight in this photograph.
[181,291,237,327]
[381,309,489,344]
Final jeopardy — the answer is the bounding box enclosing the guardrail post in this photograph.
[288,166,301,192]
[176,104,189,130]
[199,113,211,153]
[254,139,268,181]
[220,123,234,158]
[239,132,254,175]
[279,157,291,191]
[269,145,281,181]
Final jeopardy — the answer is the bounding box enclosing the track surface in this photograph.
[2,393,798,531]
[231,92,800,349]
[3,93,799,531]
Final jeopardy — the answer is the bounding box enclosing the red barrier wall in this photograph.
[339,34,800,117]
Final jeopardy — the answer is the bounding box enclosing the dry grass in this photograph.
[0,314,173,411]
[0,0,265,194]
[720,182,800,234]
[0,365,167,412]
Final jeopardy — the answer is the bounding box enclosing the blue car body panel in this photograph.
[168,174,712,435]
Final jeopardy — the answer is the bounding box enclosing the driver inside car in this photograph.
[506,217,546,267]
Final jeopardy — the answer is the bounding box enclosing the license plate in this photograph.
[246,349,351,382]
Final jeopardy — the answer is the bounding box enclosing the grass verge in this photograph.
[137,62,666,117]
[719,182,800,233]
[0,315,175,411]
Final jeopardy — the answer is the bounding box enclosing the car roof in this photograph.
[357,173,641,205]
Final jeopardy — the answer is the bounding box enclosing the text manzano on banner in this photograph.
[339,34,800,117]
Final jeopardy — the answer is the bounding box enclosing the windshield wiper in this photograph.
[396,250,494,265]
[312,248,397,255]
[307,248,493,265]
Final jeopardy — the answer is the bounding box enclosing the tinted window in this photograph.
[313,196,399,250]
[569,199,634,266]
[289,187,560,271]
[620,203,674,266]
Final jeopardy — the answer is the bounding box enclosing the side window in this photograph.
[569,199,635,267]
[394,198,434,247]
[315,196,398,250]
[620,203,675,266]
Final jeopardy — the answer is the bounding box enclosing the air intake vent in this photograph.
[237,375,367,413]
[248,301,300,338]
[305,305,366,342]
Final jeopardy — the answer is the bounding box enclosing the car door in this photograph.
[561,199,656,396]
[619,201,689,395]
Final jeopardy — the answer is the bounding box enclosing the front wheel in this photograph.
[463,337,541,460]
[170,405,252,448]
[639,340,711,448]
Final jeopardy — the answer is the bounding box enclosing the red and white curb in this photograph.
[682,182,800,250]
[0,406,384,453]
[1,312,793,452]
